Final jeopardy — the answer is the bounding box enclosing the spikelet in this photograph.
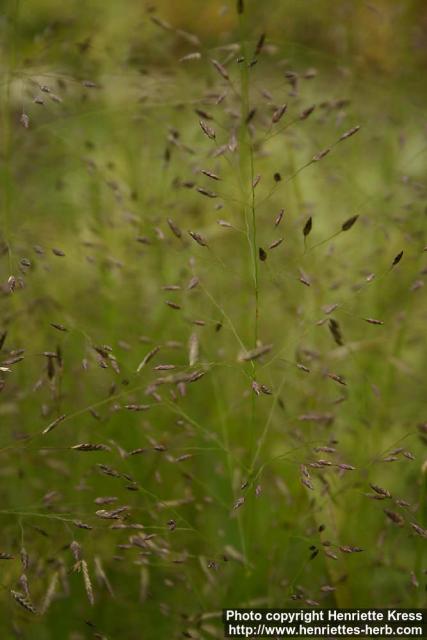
[11,590,38,614]
[80,559,94,605]
[41,572,59,613]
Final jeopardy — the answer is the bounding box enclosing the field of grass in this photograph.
[0,1,426,638]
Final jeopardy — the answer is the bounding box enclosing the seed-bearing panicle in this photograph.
[97,464,121,478]
[312,148,330,162]
[384,510,404,526]
[370,484,391,498]
[137,346,160,372]
[81,560,95,605]
[238,344,272,362]
[73,520,93,530]
[201,169,220,181]
[300,464,314,490]
[167,218,182,238]
[339,125,360,141]
[300,105,315,120]
[340,546,363,553]
[275,209,284,226]
[199,120,216,140]
[20,548,29,570]
[50,322,67,332]
[165,300,181,310]
[392,250,403,267]
[11,590,38,614]
[254,33,265,56]
[258,247,267,261]
[189,231,208,246]
[233,496,245,510]
[43,414,66,434]
[41,572,59,613]
[180,52,201,62]
[196,187,217,198]
[95,496,118,505]
[188,332,199,366]
[303,217,312,237]
[71,443,109,451]
[0,7,422,627]
[96,506,130,520]
[20,113,30,129]
[272,104,287,124]
[269,238,283,249]
[342,215,359,231]
[328,318,343,346]
[211,59,229,81]
[94,556,114,597]
[124,404,150,411]
[52,247,65,257]
[70,541,82,562]
[410,523,427,538]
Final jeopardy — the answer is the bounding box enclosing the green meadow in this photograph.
[0,1,426,637]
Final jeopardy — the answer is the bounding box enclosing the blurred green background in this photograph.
[0,1,426,638]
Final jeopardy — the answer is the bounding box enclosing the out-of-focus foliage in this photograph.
[0,1,426,639]
[3,0,427,73]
